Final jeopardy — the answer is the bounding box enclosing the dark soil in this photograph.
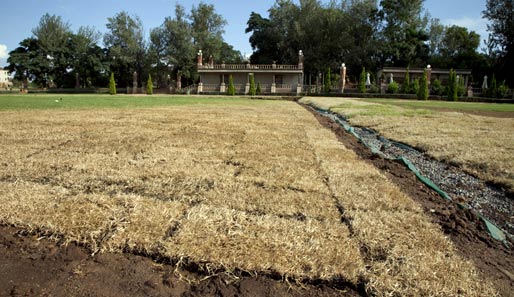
[0,225,359,297]
[303,103,514,297]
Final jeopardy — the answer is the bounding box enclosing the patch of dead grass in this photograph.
[0,102,498,295]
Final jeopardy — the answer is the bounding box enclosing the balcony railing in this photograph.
[199,64,300,70]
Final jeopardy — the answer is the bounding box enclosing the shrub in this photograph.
[387,81,399,94]
[324,68,332,94]
[256,82,261,95]
[358,67,366,93]
[227,75,235,96]
[146,74,153,95]
[431,79,443,96]
[249,74,256,96]
[417,69,428,100]
[446,69,458,101]
[486,74,498,98]
[402,67,410,94]
[411,79,420,95]
[109,73,116,95]
[369,84,379,93]
[497,80,509,98]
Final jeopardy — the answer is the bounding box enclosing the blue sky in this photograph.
[0,0,489,67]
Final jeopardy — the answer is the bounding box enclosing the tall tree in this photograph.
[31,13,74,87]
[190,2,227,61]
[149,4,195,85]
[379,0,429,67]
[483,0,514,86]
[6,38,48,87]
[104,11,146,87]
[70,26,108,87]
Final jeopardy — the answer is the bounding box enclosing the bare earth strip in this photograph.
[0,101,496,295]
[300,97,514,192]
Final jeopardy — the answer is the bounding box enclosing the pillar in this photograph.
[245,73,250,94]
[132,71,138,94]
[197,50,203,68]
[271,74,276,94]
[220,74,226,93]
[340,63,346,94]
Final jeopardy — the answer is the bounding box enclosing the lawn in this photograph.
[0,97,495,296]
[301,97,514,192]
[363,98,514,113]
[0,94,259,110]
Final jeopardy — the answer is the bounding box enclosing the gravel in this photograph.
[320,110,514,240]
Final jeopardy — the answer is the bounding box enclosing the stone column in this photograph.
[176,73,182,90]
[245,73,250,94]
[220,74,226,93]
[271,74,276,94]
[426,65,432,85]
[298,50,304,70]
[340,63,346,94]
[75,73,80,88]
[132,71,138,94]
[197,50,203,67]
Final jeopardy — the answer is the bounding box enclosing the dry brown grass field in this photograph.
[0,99,497,296]
[300,97,514,192]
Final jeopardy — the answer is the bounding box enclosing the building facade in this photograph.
[0,67,12,89]
[197,50,304,95]
[377,67,472,87]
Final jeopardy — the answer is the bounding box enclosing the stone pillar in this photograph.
[197,50,203,68]
[75,73,80,88]
[298,50,304,70]
[340,63,346,94]
[220,74,226,93]
[271,74,276,94]
[176,73,182,90]
[245,74,250,94]
[132,71,138,94]
[426,65,432,85]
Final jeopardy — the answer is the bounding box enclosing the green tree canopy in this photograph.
[104,11,146,87]
[483,0,514,86]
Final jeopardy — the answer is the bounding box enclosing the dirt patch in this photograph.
[302,103,514,297]
[0,225,361,297]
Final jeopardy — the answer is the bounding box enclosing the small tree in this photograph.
[324,68,332,94]
[109,72,116,95]
[411,79,420,95]
[497,80,509,98]
[146,74,153,95]
[249,74,256,96]
[487,74,498,98]
[256,82,261,95]
[387,81,399,93]
[431,79,443,96]
[402,67,410,94]
[447,69,458,101]
[417,69,429,100]
[227,75,235,96]
[358,67,366,93]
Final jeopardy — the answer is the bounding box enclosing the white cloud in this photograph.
[441,16,488,40]
[0,44,8,59]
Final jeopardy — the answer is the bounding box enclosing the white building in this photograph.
[0,67,12,88]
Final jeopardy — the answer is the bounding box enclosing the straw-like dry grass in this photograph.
[301,97,514,191]
[0,99,496,295]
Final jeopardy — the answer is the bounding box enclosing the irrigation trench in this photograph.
[304,104,511,244]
